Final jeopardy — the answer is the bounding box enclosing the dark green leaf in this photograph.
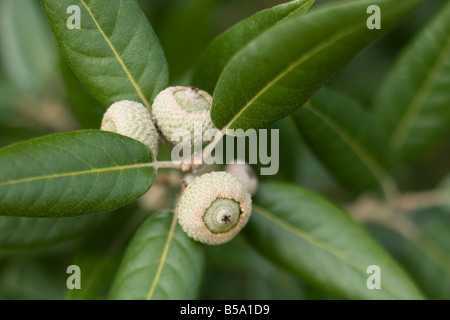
[0,215,108,250]
[65,205,143,300]
[192,0,315,93]
[40,0,168,109]
[374,2,450,163]
[292,89,392,192]
[245,183,424,299]
[201,235,308,299]
[109,212,205,300]
[211,0,422,130]
[60,59,105,129]
[368,208,450,300]
[0,130,155,217]
[158,0,215,82]
[67,248,122,300]
[0,124,49,149]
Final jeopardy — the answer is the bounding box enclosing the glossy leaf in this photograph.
[211,0,422,130]
[374,2,450,163]
[368,208,450,300]
[40,0,168,109]
[292,89,391,191]
[0,130,155,217]
[192,0,315,93]
[0,0,57,92]
[109,212,205,300]
[245,183,424,300]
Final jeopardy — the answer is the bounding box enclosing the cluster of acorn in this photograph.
[100,86,257,245]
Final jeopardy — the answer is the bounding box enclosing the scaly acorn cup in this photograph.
[101,100,159,159]
[177,171,252,245]
[225,163,258,195]
[152,86,215,146]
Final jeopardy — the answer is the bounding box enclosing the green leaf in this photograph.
[158,0,215,82]
[0,130,155,217]
[201,235,308,299]
[192,0,315,93]
[368,208,450,300]
[0,215,108,250]
[245,183,424,300]
[67,248,123,300]
[65,205,142,300]
[0,0,57,92]
[40,0,168,109]
[65,227,124,299]
[374,2,450,163]
[60,59,105,129]
[211,0,422,130]
[109,212,205,300]
[292,89,392,192]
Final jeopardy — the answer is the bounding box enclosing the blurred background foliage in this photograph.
[0,0,448,299]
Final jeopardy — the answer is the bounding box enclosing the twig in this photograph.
[398,189,450,212]
[139,161,184,170]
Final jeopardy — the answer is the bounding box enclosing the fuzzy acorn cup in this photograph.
[101,100,160,159]
[176,171,252,245]
[152,86,215,146]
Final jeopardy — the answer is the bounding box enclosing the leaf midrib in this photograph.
[79,0,151,109]
[221,19,363,131]
[253,204,406,299]
[303,102,388,187]
[146,212,178,300]
[0,163,150,188]
[206,0,313,89]
[390,35,450,151]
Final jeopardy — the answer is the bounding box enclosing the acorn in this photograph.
[152,86,215,146]
[101,100,159,159]
[176,171,252,245]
